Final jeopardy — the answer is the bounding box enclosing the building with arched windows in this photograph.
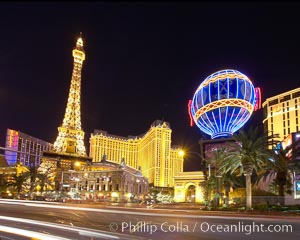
[61,155,148,202]
[89,120,184,187]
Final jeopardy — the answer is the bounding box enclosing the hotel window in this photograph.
[269,99,279,106]
[280,94,291,103]
[292,91,300,98]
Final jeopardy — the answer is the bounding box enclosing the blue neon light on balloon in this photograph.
[190,69,256,139]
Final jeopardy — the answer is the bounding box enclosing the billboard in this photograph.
[203,139,235,160]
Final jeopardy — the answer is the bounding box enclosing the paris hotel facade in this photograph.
[89,120,184,188]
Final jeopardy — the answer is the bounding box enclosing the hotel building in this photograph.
[5,128,53,167]
[262,87,300,204]
[89,120,184,187]
[263,87,300,140]
[62,156,148,202]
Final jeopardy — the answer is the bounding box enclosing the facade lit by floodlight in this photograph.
[190,69,256,139]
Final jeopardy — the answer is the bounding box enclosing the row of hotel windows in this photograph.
[268,100,299,135]
[263,97,300,118]
[93,132,171,149]
[267,91,300,106]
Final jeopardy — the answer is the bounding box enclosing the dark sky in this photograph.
[0,2,300,170]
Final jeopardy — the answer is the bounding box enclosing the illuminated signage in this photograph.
[273,104,282,113]
[254,87,262,111]
[188,100,194,127]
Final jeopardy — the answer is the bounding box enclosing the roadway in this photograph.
[0,199,299,240]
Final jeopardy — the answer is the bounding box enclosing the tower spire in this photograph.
[53,34,87,156]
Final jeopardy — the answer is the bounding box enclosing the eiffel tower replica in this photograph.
[43,34,92,182]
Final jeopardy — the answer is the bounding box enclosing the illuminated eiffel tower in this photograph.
[42,34,91,192]
[53,34,87,156]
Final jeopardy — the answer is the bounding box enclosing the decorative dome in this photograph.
[190,69,256,139]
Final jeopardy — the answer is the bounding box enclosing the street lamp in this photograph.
[178,150,185,157]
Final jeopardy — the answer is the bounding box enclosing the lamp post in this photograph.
[60,170,64,192]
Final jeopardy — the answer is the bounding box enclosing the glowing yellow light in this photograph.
[74,161,81,167]
[178,150,185,157]
[274,105,282,112]
[77,37,83,47]
[111,192,119,198]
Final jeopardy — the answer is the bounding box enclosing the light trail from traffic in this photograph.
[0,199,299,223]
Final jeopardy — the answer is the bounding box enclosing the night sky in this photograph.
[0,2,300,170]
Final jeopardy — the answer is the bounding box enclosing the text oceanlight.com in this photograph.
[109,221,293,235]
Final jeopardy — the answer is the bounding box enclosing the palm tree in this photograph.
[7,173,28,197]
[0,174,9,194]
[25,166,38,199]
[206,147,230,208]
[222,126,277,210]
[37,164,57,195]
[222,171,245,207]
[37,171,55,194]
[206,147,243,206]
[262,140,300,205]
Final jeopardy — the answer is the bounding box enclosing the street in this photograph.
[0,199,299,240]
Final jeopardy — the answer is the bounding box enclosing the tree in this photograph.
[37,160,57,194]
[25,166,38,199]
[36,168,56,194]
[222,126,277,210]
[0,174,9,194]
[206,147,244,208]
[206,147,230,208]
[7,173,28,197]
[262,140,300,204]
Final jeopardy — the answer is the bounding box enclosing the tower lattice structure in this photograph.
[53,34,87,156]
